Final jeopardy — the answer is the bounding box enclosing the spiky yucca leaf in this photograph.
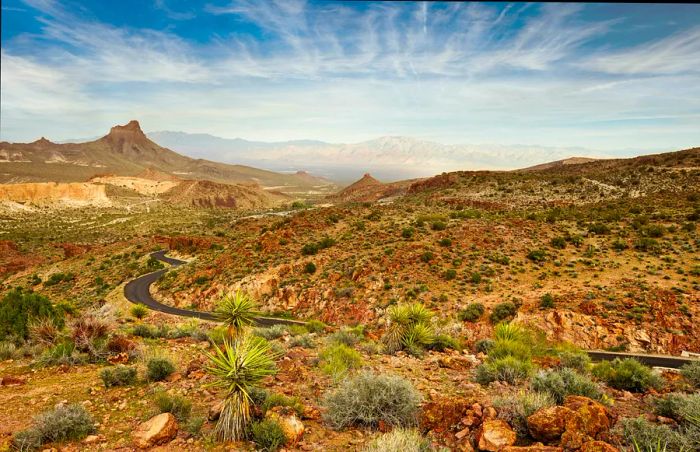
[494,322,524,342]
[214,291,260,337]
[407,303,433,325]
[402,322,434,349]
[205,334,277,441]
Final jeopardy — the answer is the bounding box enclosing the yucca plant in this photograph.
[214,291,260,339]
[382,303,434,354]
[205,334,277,442]
[494,322,525,342]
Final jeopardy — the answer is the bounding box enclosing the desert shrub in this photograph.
[304,262,317,274]
[70,312,110,358]
[0,288,63,341]
[363,428,431,452]
[146,357,176,381]
[100,365,137,387]
[427,334,461,352]
[154,391,192,422]
[540,293,555,309]
[319,343,363,380]
[132,323,157,338]
[185,416,205,437]
[557,350,591,372]
[475,338,494,354]
[44,272,75,286]
[443,268,457,280]
[28,317,62,346]
[255,325,288,341]
[0,341,18,360]
[14,403,96,449]
[439,238,452,247]
[262,393,304,417]
[635,237,660,252]
[382,303,434,355]
[531,368,603,404]
[617,417,688,452]
[490,302,517,324]
[305,320,326,333]
[526,249,547,262]
[652,393,700,427]
[322,372,421,430]
[329,327,362,346]
[489,339,532,361]
[402,228,415,239]
[494,322,526,342]
[475,356,533,385]
[493,391,555,438]
[680,361,700,389]
[36,340,87,367]
[420,251,434,263]
[289,334,314,348]
[550,237,567,249]
[588,223,610,235]
[592,358,663,392]
[130,304,148,319]
[612,239,628,251]
[249,419,287,452]
[431,221,446,231]
[459,303,485,322]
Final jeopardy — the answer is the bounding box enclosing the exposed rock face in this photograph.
[265,406,304,446]
[527,406,574,442]
[132,413,178,448]
[502,445,564,452]
[477,419,516,451]
[0,182,111,207]
[579,441,619,452]
[526,397,613,450]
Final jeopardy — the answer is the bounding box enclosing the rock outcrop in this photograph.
[132,413,178,448]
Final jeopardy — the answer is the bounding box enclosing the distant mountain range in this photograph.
[0,121,334,191]
[146,130,622,182]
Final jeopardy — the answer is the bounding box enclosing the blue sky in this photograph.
[1,1,699,155]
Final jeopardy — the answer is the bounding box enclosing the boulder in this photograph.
[563,396,611,438]
[132,413,178,449]
[527,406,575,442]
[0,375,26,386]
[477,419,516,451]
[579,440,619,452]
[265,406,304,446]
[421,397,475,433]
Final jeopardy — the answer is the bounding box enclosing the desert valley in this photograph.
[0,120,698,451]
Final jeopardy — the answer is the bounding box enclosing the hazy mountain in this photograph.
[146,131,614,182]
[0,121,335,192]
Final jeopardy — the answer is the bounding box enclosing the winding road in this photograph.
[123,250,306,326]
[126,252,696,368]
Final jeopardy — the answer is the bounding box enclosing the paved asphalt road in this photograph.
[127,253,696,368]
[123,250,306,326]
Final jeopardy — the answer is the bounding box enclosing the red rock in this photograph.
[132,413,178,449]
[527,406,575,442]
[579,440,620,452]
[266,406,304,446]
[0,375,26,386]
[477,419,516,451]
[421,397,475,432]
[563,396,611,438]
[502,445,563,452]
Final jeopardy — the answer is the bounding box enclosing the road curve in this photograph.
[124,250,306,326]
[129,254,697,368]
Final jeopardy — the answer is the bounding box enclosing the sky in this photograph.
[1,0,700,155]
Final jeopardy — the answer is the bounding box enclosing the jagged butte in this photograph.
[328,173,418,202]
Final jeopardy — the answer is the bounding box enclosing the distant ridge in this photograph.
[329,173,416,202]
[520,157,600,172]
[0,120,335,192]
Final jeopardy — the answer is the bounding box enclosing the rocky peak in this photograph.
[31,137,54,147]
[108,120,145,137]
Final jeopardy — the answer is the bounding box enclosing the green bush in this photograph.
[592,358,663,392]
[652,393,700,427]
[493,391,555,438]
[540,293,555,309]
[146,357,176,381]
[526,249,547,262]
[617,417,689,452]
[488,339,532,361]
[262,393,304,417]
[36,341,87,367]
[250,419,287,452]
[255,325,288,340]
[304,262,317,274]
[401,228,414,239]
[154,391,191,422]
[557,351,591,372]
[443,268,457,280]
[132,323,157,338]
[588,223,610,235]
[130,304,149,319]
[459,303,485,322]
[475,356,533,385]
[475,339,494,354]
[531,368,603,404]
[550,237,567,249]
[490,302,517,324]
[362,428,431,452]
[319,343,363,380]
[13,403,95,449]
[0,288,63,341]
[431,221,446,231]
[328,327,361,346]
[44,272,75,286]
[427,334,461,352]
[322,372,421,430]
[0,341,19,360]
[680,361,700,389]
[100,365,137,387]
[305,320,327,333]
